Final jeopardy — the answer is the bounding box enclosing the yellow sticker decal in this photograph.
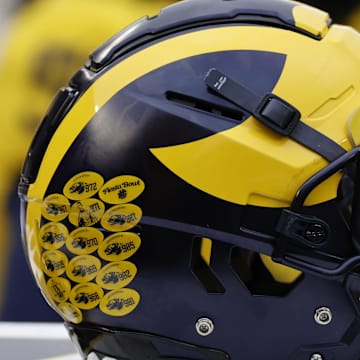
[101,204,142,232]
[66,227,104,255]
[68,199,105,227]
[42,250,68,277]
[39,222,68,250]
[40,281,58,311]
[57,302,83,324]
[41,194,70,222]
[66,255,102,283]
[96,261,137,290]
[47,277,71,303]
[98,232,141,261]
[99,175,145,204]
[69,282,104,310]
[99,288,140,317]
[63,171,104,200]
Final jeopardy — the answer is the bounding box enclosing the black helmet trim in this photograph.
[140,214,275,255]
[205,68,346,162]
[21,87,79,183]
[66,323,230,360]
[89,0,329,71]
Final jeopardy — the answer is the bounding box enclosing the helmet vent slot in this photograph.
[166,91,244,122]
[190,237,225,294]
[230,247,300,296]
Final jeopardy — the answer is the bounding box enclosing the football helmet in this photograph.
[19,0,360,358]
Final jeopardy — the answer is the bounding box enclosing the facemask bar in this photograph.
[273,147,360,279]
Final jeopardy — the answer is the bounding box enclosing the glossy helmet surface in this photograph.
[19,0,360,358]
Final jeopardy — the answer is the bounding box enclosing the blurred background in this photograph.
[302,0,360,28]
[0,0,358,322]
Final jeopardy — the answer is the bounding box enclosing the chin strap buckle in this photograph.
[272,209,360,279]
[276,209,330,248]
[254,94,300,136]
[205,68,346,162]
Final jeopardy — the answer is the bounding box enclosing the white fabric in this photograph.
[0,322,80,360]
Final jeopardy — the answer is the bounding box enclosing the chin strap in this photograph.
[205,68,346,162]
[274,148,360,279]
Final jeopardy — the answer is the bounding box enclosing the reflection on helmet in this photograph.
[19,0,360,358]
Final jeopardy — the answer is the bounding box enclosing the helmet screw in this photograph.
[310,353,324,360]
[195,317,214,336]
[314,307,332,325]
[305,224,327,244]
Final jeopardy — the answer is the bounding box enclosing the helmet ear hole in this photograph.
[230,248,302,296]
[190,237,225,294]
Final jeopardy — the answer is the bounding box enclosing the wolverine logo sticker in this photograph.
[66,255,101,283]
[39,222,68,250]
[57,302,83,324]
[99,288,140,317]
[98,232,141,261]
[41,193,70,221]
[42,250,68,277]
[63,171,104,200]
[99,175,145,204]
[96,261,137,290]
[101,204,142,232]
[47,277,71,303]
[69,199,105,227]
[70,283,104,310]
[66,227,104,255]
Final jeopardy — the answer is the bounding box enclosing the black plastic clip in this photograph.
[276,209,330,248]
[254,94,301,136]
